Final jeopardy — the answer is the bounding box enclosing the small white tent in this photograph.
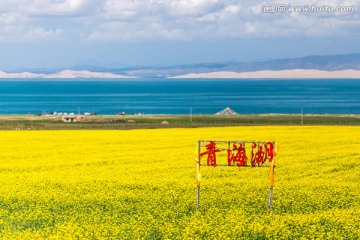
[215,107,237,115]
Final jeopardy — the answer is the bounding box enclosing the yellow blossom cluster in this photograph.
[0,126,359,239]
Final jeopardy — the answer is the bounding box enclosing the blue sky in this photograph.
[0,0,359,71]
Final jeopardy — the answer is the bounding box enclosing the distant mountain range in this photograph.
[1,53,360,78]
[115,52,360,78]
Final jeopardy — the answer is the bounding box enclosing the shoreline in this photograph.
[0,113,359,130]
[0,77,360,82]
[1,69,360,80]
[170,69,360,79]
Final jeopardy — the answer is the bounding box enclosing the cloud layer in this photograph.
[0,0,359,42]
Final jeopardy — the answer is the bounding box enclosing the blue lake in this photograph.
[0,79,359,114]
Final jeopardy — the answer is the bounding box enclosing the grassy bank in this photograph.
[0,114,359,130]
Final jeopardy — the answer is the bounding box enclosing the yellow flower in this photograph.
[0,126,358,238]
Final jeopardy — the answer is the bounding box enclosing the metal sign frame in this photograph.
[195,140,279,210]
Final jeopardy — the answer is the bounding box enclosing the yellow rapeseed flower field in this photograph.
[0,126,359,239]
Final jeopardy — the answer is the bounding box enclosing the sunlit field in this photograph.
[0,126,359,239]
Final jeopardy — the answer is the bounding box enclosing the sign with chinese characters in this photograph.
[194,140,279,210]
[198,140,276,167]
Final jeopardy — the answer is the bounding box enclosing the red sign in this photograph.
[200,141,275,167]
[200,141,221,167]
[228,143,247,167]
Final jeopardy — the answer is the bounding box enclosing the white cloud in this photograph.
[224,5,241,15]
[27,0,92,16]
[0,0,359,42]
[87,20,189,41]
[0,0,97,42]
[102,0,148,19]
[0,12,67,42]
[0,0,96,16]
[243,5,360,38]
[167,0,224,17]
[24,27,67,41]
[0,12,28,25]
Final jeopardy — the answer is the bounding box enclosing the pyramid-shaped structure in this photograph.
[215,107,237,115]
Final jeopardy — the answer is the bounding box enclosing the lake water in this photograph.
[0,79,359,114]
